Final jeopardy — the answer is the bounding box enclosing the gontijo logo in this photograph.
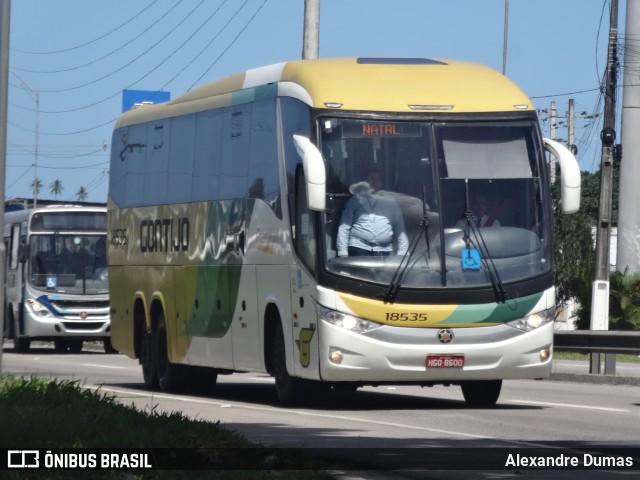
[8,450,39,468]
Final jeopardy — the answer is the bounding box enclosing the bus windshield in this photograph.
[29,234,109,295]
[322,117,551,289]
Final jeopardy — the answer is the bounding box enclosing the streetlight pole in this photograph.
[302,0,319,60]
[502,0,509,75]
[11,71,39,207]
[0,0,12,373]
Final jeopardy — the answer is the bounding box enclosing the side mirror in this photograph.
[544,138,581,214]
[293,134,326,211]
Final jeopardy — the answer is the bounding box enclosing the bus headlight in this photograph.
[507,307,554,332]
[27,299,54,317]
[316,304,381,334]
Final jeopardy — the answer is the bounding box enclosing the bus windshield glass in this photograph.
[322,117,550,289]
[29,234,109,294]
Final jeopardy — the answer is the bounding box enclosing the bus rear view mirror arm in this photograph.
[293,134,326,211]
[544,138,581,214]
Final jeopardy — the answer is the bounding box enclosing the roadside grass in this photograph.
[554,351,640,363]
[0,375,333,479]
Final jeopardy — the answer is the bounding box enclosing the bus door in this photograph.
[5,224,24,336]
[290,167,321,380]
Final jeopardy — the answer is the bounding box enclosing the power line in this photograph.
[530,87,601,99]
[12,0,160,55]
[160,0,255,91]
[188,0,270,90]
[31,0,268,135]
[35,0,208,94]
[11,0,184,75]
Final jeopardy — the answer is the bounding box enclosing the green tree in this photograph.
[552,178,595,327]
[50,179,64,198]
[29,178,42,197]
[563,164,623,329]
[608,270,640,330]
[76,186,88,201]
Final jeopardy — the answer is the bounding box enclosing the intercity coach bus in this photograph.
[4,204,111,353]
[107,57,580,406]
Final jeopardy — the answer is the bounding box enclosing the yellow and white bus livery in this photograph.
[107,57,580,406]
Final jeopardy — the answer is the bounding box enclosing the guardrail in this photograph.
[554,330,640,355]
[554,330,640,375]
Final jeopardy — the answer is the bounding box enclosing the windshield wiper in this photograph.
[460,180,507,303]
[380,186,430,304]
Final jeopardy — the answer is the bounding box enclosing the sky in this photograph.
[5,0,625,203]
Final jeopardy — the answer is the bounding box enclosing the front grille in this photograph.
[50,299,109,310]
[62,321,108,331]
[47,298,110,319]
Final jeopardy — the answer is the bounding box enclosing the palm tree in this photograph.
[76,186,88,201]
[608,270,640,331]
[50,179,64,199]
[29,178,43,197]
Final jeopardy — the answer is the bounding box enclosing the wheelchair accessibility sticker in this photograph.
[461,248,481,271]
[46,276,58,289]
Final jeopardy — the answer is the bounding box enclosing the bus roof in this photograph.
[115,57,533,128]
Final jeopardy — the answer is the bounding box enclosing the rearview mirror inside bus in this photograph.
[293,134,326,211]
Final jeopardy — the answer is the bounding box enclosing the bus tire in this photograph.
[67,340,83,353]
[154,311,184,392]
[140,325,157,390]
[54,339,83,353]
[460,380,502,407]
[14,337,30,353]
[9,310,29,353]
[103,337,118,354]
[273,321,307,405]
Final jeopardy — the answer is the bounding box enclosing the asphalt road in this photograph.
[2,342,639,479]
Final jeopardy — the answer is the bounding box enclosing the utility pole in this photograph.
[550,101,556,140]
[550,101,557,184]
[502,0,509,75]
[302,0,319,60]
[568,98,575,155]
[617,0,640,275]
[0,0,11,372]
[590,0,618,374]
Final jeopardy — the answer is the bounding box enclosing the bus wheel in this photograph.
[103,338,118,354]
[460,380,502,407]
[140,326,157,389]
[67,340,83,353]
[154,312,184,392]
[54,339,69,352]
[14,337,30,353]
[272,321,306,405]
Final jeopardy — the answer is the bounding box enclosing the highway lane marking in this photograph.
[509,399,628,412]
[82,364,129,370]
[94,386,492,440]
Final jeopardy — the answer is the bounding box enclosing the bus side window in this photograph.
[9,225,21,270]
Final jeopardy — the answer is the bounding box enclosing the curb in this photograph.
[548,372,640,386]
